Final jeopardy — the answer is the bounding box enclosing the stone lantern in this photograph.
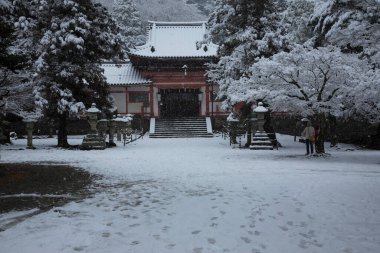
[250,102,273,150]
[23,119,37,149]
[81,103,106,150]
[254,102,268,131]
[119,116,132,144]
[87,103,100,134]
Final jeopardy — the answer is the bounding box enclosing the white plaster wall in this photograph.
[111,93,126,114]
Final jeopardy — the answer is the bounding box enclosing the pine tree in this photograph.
[113,0,145,50]
[35,0,123,147]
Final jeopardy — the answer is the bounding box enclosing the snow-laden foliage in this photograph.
[96,0,212,22]
[0,0,40,119]
[113,0,145,50]
[207,0,379,126]
[244,46,379,121]
[207,0,290,109]
[309,0,380,66]
[282,0,315,44]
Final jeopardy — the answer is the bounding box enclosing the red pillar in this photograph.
[125,87,128,114]
[149,83,154,117]
[205,85,210,116]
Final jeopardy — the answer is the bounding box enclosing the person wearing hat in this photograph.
[301,121,315,155]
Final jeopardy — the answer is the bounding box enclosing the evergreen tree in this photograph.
[282,0,315,44]
[0,1,37,121]
[35,0,123,147]
[113,0,145,50]
[309,0,379,66]
[207,0,289,109]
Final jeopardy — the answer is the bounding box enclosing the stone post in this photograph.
[116,115,122,141]
[23,119,37,149]
[108,117,116,147]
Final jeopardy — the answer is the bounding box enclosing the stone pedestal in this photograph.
[24,120,36,149]
[97,119,108,139]
[108,119,116,147]
[81,103,106,150]
[115,115,122,141]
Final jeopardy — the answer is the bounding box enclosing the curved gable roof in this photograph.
[101,62,151,86]
[129,21,218,59]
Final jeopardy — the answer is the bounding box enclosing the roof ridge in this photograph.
[147,21,207,26]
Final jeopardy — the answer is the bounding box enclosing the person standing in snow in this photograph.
[302,121,315,155]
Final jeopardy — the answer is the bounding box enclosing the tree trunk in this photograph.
[327,115,338,147]
[245,121,252,147]
[57,113,69,147]
[315,113,326,153]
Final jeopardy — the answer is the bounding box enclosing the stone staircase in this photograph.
[249,130,274,150]
[150,117,213,138]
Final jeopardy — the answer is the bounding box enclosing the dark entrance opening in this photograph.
[160,89,200,118]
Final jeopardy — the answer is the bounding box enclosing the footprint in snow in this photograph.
[208,238,216,244]
[102,232,111,238]
[73,246,87,251]
[166,243,176,249]
[193,247,203,253]
[279,225,289,231]
[241,237,251,244]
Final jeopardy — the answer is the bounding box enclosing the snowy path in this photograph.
[1,135,380,253]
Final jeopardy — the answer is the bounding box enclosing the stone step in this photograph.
[156,124,207,128]
[150,134,213,138]
[250,145,274,150]
[253,137,270,141]
[251,141,273,145]
[155,128,207,131]
[151,117,212,138]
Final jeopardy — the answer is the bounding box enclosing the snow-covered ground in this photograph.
[1,134,380,253]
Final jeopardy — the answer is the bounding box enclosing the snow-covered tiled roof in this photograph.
[129,21,218,59]
[101,62,151,86]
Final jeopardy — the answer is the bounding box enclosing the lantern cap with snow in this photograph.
[227,112,239,122]
[86,103,101,113]
[253,102,267,120]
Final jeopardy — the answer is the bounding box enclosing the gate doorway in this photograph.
[160,89,200,118]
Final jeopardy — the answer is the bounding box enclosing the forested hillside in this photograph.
[96,0,214,21]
